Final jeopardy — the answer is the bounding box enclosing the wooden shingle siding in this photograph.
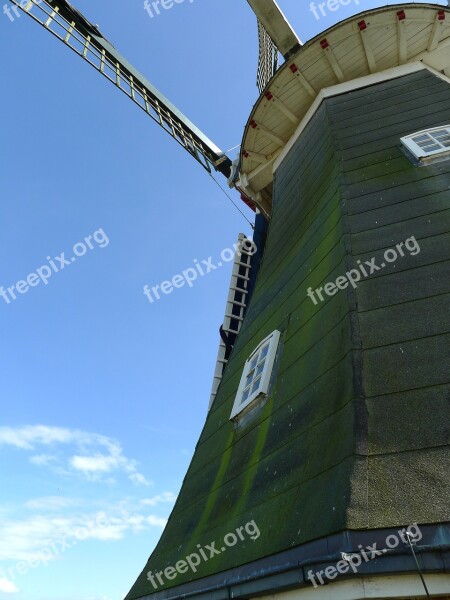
[329,70,450,526]
[125,71,450,598]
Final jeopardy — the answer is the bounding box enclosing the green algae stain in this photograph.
[189,428,234,540]
[231,395,274,517]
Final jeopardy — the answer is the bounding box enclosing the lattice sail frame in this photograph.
[10,0,232,177]
[257,20,279,93]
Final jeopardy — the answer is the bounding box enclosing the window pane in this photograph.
[260,344,269,359]
[241,387,250,403]
[250,356,258,371]
[251,376,262,394]
[432,129,449,138]
[416,139,437,148]
[246,369,255,386]
[256,360,265,376]
[419,142,441,152]
[412,134,431,143]
[433,131,450,147]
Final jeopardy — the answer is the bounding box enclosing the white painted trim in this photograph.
[230,330,280,420]
[265,573,450,600]
[273,62,428,173]
[422,63,450,86]
[248,149,282,181]
[401,125,450,160]
[246,0,301,58]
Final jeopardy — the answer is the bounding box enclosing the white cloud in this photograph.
[0,425,74,450]
[70,454,120,473]
[129,473,150,486]
[25,497,79,512]
[0,426,149,486]
[0,503,167,562]
[141,492,177,507]
[146,515,167,528]
[0,578,19,593]
[29,454,57,467]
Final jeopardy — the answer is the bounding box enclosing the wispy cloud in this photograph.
[0,425,73,450]
[0,577,19,593]
[0,426,149,486]
[129,473,149,486]
[25,497,80,512]
[0,500,169,562]
[29,454,58,467]
[141,492,177,507]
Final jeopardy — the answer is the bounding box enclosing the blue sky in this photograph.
[0,0,445,599]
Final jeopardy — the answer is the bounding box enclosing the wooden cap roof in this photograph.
[237,3,450,218]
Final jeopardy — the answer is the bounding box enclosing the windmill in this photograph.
[5,2,450,600]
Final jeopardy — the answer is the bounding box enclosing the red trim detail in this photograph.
[250,120,258,129]
[358,20,367,31]
[397,10,406,21]
[240,193,257,212]
[265,91,273,101]
[438,10,445,20]
[289,63,298,73]
[320,39,329,49]
[243,151,250,158]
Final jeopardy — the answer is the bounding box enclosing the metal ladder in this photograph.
[209,234,254,411]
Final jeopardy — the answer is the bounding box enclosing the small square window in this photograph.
[230,330,281,419]
[401,125,450,162]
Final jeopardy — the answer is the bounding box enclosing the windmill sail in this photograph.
[256,20,279,93]
[10,0,233,178]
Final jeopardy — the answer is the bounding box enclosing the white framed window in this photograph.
[401,126,450,161]
[230,330,280,419]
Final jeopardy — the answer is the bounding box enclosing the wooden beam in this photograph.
[320,40,345,83]
[243,150,269,164]
[250,120,285,146]
[289,64,316,98]
[246,0,301,58]
[397,11,408,64]
[427,10,446,52]
[358,22,377,73]
[265,92,300,126]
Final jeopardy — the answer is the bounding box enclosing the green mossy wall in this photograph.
[126,69,450,600]
[327,69,450,526]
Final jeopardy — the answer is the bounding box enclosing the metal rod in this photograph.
[405,532,431,598]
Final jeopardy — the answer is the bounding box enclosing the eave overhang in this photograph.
[130,523,450,600]
[237,3,450,219]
